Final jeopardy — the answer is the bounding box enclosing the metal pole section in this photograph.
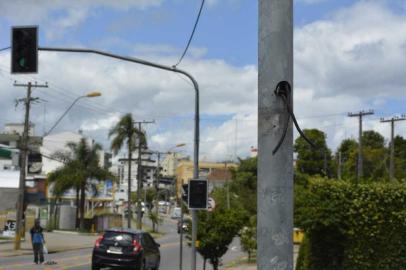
[380,115,406,181]
[38,46,199,268]
[348,110,374,183]
[191,75,200,270]
[258,1,293,270]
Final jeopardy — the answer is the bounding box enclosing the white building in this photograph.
[115,150,157,202]
[160,152,181,177]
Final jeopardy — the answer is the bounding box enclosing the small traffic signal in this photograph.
[11,26,38,74]
[182,184,188,204]
[188,179,208,210]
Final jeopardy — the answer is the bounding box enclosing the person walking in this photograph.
[30,219,45,264]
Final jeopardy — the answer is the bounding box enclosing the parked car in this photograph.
[92,228,160,270]
[177,217,191,233]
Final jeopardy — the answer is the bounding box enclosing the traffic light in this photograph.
[11,26,38,74]
[182,184,188,204]
[188,179,208,210]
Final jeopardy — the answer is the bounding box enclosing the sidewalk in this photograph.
[0,231,98,258]
[225,245,300,270]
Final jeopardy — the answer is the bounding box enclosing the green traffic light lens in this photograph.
[18,58,26,68]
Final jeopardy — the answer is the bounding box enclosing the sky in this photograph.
[1,0,406,162]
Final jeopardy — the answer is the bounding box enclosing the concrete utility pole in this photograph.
[135,120,154,230]
[258,1,294,269]
[348,110,374,183]
[380,115,406,181]
[13,81,48,250]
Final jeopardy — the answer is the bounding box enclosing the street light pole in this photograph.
[44,91,101,136]
[38,47,200,269]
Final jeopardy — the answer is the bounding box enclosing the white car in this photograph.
[171,207,182,219]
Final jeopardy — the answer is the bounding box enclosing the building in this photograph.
[41,132,113,206]
[0,123,46,211]
[115,150,157,203]
[207,167,233,193]
[160,152,182,177]
[176,160,237,198]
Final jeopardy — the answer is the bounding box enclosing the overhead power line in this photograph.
[173,0,206,67]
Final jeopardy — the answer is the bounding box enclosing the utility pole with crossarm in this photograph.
[380,115,406,181]
[13,81,48,250]
[348,110,374,183]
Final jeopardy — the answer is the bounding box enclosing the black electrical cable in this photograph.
[272,81,316,155]
[173,0,205,68]
[0,46,10,52]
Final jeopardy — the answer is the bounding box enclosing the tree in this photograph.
[109,113,146,228]
[240,215,257,262]
[342,131,388,181]
[229,157,257,217]
[189,208,245,270]
[294,129,333,177]
[48,138,112,230]
[393,136,406,180]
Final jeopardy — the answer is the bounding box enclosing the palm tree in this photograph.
[48,138,112,230]
[109,113,146,228]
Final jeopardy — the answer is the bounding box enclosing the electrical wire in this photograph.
[0,46,10,52]
[173,0,205,67]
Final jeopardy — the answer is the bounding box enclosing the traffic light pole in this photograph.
[13,81,47,250]
[38,46,200,269]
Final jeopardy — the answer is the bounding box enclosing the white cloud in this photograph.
[1,1,406,162]
[0,0,163,40]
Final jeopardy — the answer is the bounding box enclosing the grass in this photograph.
[224,255,257,269]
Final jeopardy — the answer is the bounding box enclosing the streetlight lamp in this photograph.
[44,91,101,136]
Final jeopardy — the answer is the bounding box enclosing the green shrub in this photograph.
[295,178,406,270]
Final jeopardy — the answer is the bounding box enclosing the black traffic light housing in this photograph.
[182,183,188,204]
[11,26,38,74]
[188,179,208,210]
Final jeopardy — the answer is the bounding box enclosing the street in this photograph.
[0,217,246,270]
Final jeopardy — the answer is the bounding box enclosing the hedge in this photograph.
[295,179,406,270]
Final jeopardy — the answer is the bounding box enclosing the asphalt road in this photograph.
[0,217,245,270]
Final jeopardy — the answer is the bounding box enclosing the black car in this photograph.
[92,228,160,270]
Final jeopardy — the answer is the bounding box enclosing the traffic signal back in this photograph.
[11,26,38,73]
[188,179,208,209]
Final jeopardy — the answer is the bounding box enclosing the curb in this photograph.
[0,245,94,258]
[51,230,99,236]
